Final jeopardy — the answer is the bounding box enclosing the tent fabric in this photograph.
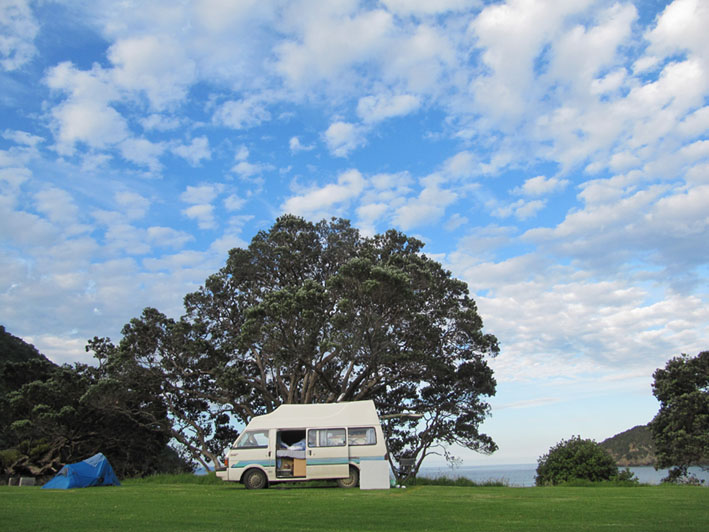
[42,453,120,489]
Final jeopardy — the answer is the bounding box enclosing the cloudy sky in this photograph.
[2,0,708,465]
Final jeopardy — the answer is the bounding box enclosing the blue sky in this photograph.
[1,0,708,465]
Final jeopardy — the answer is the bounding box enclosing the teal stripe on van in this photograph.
[231,460,272,469]
[306,457,349,466]
[350,456,387,463]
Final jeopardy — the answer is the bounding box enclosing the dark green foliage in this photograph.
[536,436,625,486]
[600,424,656,466]
[1,325,190,481]
[650,351,709,482]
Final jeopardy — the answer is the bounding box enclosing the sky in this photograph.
[1,0,708,466]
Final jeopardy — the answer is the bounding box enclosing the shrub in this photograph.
[536,436,624,486]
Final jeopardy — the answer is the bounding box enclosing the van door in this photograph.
[228,428,275,481]
[306,428,349,479]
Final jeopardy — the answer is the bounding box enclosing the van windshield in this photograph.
[236,430,269,448]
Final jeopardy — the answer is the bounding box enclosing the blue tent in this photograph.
[42,453,120,489]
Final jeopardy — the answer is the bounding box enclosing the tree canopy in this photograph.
[1,326,190,481]
[92,215,500,478]
[650,350,709,482]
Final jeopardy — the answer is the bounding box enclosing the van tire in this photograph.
[243,469,268,490]
[337,466,359,488]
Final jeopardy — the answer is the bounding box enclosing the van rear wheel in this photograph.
[337,466,359,488]
[243,469,268,490]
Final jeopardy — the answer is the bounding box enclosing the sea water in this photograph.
[418,464,709,487]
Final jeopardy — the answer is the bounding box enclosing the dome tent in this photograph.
[42,453,120,489]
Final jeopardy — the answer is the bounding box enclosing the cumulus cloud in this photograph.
[172,136,211,166]
[282,169,365,220]
[180,183,222,205]
[356,92,420,123]
[324,121,366,157]
[119,137,166,171]
[45,62,128,154]
[289,136,314,153]
[513,175,569,197]
[393,175,458,230]
[213,97,271,129]
[0,0,39,71]
[108,35,197,109]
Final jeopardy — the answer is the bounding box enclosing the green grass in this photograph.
[1,476,707,532]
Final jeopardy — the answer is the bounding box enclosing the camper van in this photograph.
[216,400,390,489]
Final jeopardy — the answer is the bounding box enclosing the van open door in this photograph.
[306,428,349,479]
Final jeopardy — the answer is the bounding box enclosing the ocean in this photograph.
[418,464,709,487]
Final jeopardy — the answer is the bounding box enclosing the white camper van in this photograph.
[216,400,390,489]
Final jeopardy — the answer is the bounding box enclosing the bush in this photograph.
[536,436,626,486]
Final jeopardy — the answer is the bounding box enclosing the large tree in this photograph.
[650,350,709,482]
[104,215,499,478]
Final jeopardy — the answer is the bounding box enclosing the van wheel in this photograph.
[337,466,359,488]
[244,469,268,490]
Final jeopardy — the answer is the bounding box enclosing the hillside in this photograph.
[600,425,656,467]
[0,325,50,364]
[0,325,57,396]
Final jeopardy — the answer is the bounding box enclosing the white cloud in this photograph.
[115,190,150,220]
[119,137,166,171]
[0,0,39,71]
[513,175,569,197]
[33,186,90,236]
[492,198,546,220]
[393,175,458,230]
[213,97,271,129]
[172,136,211,166]
[108,35,197,109]
[182,203,217,230]
[146,226,194,248]
[45,62,128,154]
[140,113,182,131]
[289,136,314,153]
[356,92,420,123]
[644,0,709,64]
[275,6,394,89]
[224,194,246,211]
[282,169,365,220]
[180,183,222,204]
[2,129,43,147]
[324,121,366,157]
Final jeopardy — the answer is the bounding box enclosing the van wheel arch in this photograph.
[337,465,359,488]
[243,468,269,490]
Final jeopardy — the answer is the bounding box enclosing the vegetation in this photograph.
[600,424,656,466]
[89,215,500,480]
[1,481,707,532]
[536,436,633,486]
[650,350,709,483]
[0,326,191,482]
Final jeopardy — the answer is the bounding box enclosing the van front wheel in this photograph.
[337,466,359,488]
[243,469,268,490]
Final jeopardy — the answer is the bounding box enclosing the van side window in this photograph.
[348,427,376,446]
[236,430,269,448]
[307,428,346,447]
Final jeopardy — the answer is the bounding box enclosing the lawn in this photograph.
[1,478,707,532]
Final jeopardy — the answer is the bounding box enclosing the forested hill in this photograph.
[0,326,57,396]
[600,425,656,466]
[0,325,53,365]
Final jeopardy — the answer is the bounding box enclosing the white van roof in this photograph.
[246,400,380,430]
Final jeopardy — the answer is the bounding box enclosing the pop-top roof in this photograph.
[245,400,380,430]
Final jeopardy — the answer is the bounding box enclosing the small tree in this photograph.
[650,351,709,483]
[536,436,621,486]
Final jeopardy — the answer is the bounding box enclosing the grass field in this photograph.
[1,475,707,532]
